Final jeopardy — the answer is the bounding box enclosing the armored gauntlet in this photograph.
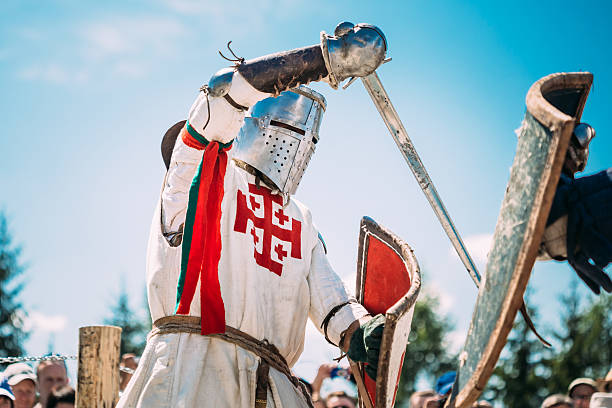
[207,21,387,97]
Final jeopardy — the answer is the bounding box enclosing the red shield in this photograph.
[351,216,421,408]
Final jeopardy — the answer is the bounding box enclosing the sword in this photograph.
[360,71,550,347]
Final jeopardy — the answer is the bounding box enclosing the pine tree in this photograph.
[0,211,29,361]
[546,280,612,393]
[485,291,549,407]
[105,281,150,356]
[395,293,456,404]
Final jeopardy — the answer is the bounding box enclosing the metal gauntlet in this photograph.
[320,22,387,89]
[207,21,387,97]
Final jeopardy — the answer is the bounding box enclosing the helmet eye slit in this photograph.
[270,120,306,135]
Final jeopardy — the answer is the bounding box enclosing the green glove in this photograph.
[347,314,385,380]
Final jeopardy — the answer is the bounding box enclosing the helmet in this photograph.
[233,85,326,195]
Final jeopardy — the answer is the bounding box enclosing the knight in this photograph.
[539,122,612,294]
[117,22,387,407]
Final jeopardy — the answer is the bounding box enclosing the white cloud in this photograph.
[15,27,45,42]
[421,281,455,314]
[159,0,303,31]
[160,0,211,14]
[113,61,147,78]
[447,329,467,354]
[81,17,186,61]
[24,312,68,333]
[449,233,493,267]
[18,16,187,83]
[17,63,88,84]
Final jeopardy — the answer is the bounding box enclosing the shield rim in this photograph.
[355,216,422,407]
[450,72,593,408]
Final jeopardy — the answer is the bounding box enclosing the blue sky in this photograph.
[1,0,610,389]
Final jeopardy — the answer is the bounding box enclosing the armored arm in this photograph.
[180,21,387,147]
[538,123,612,294]
[208,21,387,97]
[160,22,386,237]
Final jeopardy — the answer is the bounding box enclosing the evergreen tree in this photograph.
[485,291,549,407]
[395,293,456,405]
[105,280,150,356]
[546,281,612,393]
[0,211,29,360]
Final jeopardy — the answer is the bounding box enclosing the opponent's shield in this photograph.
[446,72,593,408]
[350,216,421,408]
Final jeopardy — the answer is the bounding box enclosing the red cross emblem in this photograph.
[234,183,302,275]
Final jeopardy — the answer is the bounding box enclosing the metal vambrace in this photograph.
[207,21,387,97]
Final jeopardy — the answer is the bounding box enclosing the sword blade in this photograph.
[361,72,551,348]
[361,72,481,286]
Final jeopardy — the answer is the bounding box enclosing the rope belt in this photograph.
[151,316,314,408]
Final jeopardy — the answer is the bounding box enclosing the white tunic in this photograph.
[118,91,367,408]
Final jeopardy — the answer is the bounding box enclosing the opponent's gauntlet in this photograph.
[207,21,387,97]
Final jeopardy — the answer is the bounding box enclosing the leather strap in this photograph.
[255,361,270,408]
[320,300,358,346]
[151,316,314,408]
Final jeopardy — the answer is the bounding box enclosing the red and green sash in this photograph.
[175,121,232,335]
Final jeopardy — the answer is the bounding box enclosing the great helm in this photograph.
[233,85,326,195]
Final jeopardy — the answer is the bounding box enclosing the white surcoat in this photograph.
[118,89,367,407]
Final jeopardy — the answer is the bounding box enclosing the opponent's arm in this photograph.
[538,123,612,294]
[541,168,612,294]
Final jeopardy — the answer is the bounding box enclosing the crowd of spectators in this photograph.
[2,356,610,407]
[0,358,73,408]
[407,369,612,408]
[407,371,492,408]
[538,373,612,408]
[303,364,612,408]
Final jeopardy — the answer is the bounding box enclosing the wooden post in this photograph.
[77,325,122,408]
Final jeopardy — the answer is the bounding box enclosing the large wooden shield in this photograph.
[351,216,421,408]
[446,72,593,408]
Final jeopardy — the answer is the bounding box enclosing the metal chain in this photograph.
[119,366,135,375]
[0,355,77,364]
[1,355,137,375]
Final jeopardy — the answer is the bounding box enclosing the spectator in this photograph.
[598,369,612,393]
[34,361,68,408]
[590,393,612,408]
[541,393,573,408]
[569,378,598,408]
[311,364,334,407]
[435,371,456,399]
[3,363,36,408]
[310,363,355,408]
[325,391,356,408]
[0,377,15,408]
[409,390,435,408]
[418,372,458,408]
[118,354,139,394]
[472,402,493,407]
[44,386,74,408]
